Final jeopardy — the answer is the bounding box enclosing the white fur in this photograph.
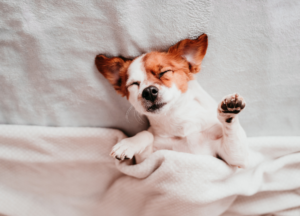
[127,55,147,114]
[126,55,146,86]
[111,58,249,168]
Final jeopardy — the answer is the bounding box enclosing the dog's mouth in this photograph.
[146,102,166,113]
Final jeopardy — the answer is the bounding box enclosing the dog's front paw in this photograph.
[110,139,136,160]
[218,93,246,123]
[218,93,246,114]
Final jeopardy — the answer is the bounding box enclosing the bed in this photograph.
[0,0,300,215]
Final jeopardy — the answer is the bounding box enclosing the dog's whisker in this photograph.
[125,105,133,123]
[132,108,139,123]
[134,109,145,125]
[134,110,143,124]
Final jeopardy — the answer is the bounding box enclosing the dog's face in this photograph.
[95,34,208,116]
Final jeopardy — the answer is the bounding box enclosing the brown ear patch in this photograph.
[168,34,208,73]
[95,54,132,97]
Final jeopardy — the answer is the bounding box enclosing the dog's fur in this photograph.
[95,34,249,168]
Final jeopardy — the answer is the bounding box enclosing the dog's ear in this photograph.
[168,34,208,74]
[95,54,132,97]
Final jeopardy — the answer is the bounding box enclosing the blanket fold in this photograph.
[0,124,299,216]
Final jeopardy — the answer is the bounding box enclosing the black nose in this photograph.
[142,86,158,102]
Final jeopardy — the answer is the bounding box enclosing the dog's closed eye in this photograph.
[159,70,172,78]
[128,81,140,87]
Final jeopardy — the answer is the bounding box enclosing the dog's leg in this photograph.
[110,130,154,164]
[217,93,248,168]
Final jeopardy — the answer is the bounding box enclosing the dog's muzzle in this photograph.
[142,86,166,112]
[142,86,158,102]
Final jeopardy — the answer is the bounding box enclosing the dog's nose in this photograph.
[142,86,158,102]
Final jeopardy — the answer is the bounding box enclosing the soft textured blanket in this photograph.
[0,125,299,216]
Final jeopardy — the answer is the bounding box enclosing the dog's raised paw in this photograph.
[218,93,246,114]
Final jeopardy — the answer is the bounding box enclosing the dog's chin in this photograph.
[145,102,167,114]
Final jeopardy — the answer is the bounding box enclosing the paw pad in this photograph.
[219,93,246,114]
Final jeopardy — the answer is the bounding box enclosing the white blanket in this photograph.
[1,124,299,216]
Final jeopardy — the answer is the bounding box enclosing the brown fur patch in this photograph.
[95,54,132,97]
[168,34,208,73]
[172,136,184,140]
[94,34,207,96]
[141,34,208,93]
[143,52,192,92]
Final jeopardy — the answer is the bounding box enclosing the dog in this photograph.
[95,34,248,168]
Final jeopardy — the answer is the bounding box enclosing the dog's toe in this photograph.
[219,93,246,114]
[110,141,136,160]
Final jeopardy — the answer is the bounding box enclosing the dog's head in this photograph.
[95,34,208,116]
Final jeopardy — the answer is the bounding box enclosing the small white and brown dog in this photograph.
[95,34,248,168]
